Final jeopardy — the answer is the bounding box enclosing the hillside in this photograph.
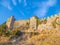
[0,14,60,45]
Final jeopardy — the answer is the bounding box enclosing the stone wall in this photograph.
[6,14,60,30]
[38,14,60,31]
[6,16,37,30]
[29,16,37,30]
[13,20,29,30]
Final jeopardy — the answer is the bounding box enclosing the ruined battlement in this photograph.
[6,16,38,30]
[6,13,60,30]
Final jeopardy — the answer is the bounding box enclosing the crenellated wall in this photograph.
[6,13,60,30]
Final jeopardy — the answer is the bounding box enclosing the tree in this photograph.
[0,22,7,36]
[0,22,7,30]
[4,30,10,37]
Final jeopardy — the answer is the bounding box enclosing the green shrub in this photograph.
[11,30,22,36]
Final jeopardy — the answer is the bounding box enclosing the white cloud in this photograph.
[16,8,25,16]
[19,11,25,16]
[46,0,57,6]
[19,0,21,3]
[0,1,12,10]
[35,2,48,18]
[12,0,16,6]
[18,0,27,7]
[35,0,57,18]
[24,0,27,6]
[8,5,12,10]
[36,7,48,18]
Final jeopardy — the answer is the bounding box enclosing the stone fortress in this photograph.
[6,16,38,30]
[6,13,60,30]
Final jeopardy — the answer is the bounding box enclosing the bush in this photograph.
[4,31,10,37]
[0,22,7,30]
[11,30,22,36]
[0,22,8,36]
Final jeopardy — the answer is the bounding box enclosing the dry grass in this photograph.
[0,37,9,43]
[27,29,60,45]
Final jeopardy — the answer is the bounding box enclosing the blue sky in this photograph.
[0,0,60,24]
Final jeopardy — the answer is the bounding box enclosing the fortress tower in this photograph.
[29,16,38,30]
[6,16,15,30]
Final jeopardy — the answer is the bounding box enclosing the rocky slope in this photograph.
[0,14,60,45]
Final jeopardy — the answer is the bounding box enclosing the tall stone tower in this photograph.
[6,16,15,30]
[30,16,38,30]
